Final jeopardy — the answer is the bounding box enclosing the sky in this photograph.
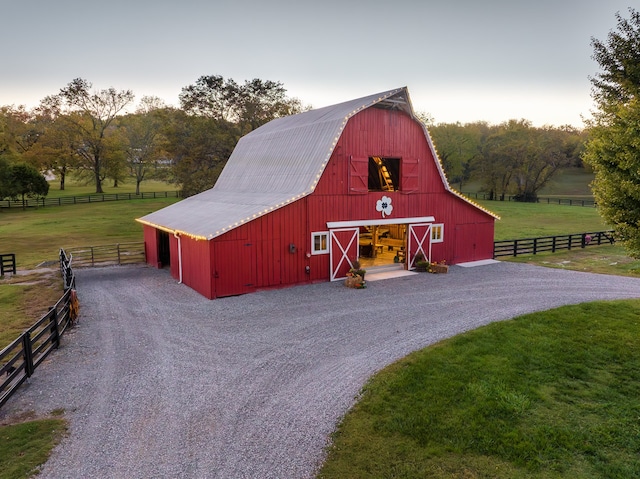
[0,0,633,127]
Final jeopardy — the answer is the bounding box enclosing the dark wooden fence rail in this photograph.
[0,190,181,209]
[494,230,615,258]
[65,242,145,267]
[0,249,76,409]
[0,254,16,275]
[463,192,596,207]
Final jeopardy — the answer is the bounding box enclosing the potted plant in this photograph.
[345,260,367,288]
[413,252,429,272]
[349,260,366,280]
[428,260,449,274]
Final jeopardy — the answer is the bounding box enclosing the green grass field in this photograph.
[479,200,609,241]
[318,300,640,478]
[0,197,179,268]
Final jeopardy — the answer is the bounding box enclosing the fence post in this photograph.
[552,236,556,252]
[581,233,586,248]
[49,307,60,349]
[533,238,537,255]
[117,244,121,265]
[22,333,34,377]
[568,235,572,250]
[513,240,518,257]
[91,246,95,266]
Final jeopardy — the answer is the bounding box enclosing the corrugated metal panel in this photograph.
[137,88,411,240]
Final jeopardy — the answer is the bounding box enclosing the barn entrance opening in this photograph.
[158,230,171,268]
[358,224,406,269]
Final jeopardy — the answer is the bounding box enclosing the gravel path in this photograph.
[2,262,640,478]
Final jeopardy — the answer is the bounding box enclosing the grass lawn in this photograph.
[318,300,640,478]
[0,415,67,479]
[0,197,179,268]
[478,200,609,241]
[505,244,640,278]
[44,178,178,198]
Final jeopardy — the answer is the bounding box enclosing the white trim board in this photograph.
[327,216,435,229]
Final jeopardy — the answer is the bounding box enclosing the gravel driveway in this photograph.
[2,262,640,478]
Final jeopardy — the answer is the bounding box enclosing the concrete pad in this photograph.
[456,259,500,268]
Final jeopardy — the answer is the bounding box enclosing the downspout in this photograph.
[173,232,183,284]
[428,224,433,264]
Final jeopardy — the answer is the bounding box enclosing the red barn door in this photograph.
[330,228,359,280]
[213,241,257,298]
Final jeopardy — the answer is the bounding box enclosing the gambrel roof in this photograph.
[137,87,496,240]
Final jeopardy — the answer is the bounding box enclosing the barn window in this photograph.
[431,224,444,243]
[312,232,329,254]
[369,157,400,191]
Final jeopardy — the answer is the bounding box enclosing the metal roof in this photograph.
[137,87,497,240]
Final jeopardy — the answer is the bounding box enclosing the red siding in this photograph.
[148,105,495,299]
[179,236,212,299]
[143,225,160,268]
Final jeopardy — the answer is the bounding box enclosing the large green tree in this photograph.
[179,75,303,136]
[0,105,40,164]
[42,78,134,193]
[120,97,168,194]
[429,121,489,191]
[161,109,237,196]
[583,8,640,257]
[174,75,303,195]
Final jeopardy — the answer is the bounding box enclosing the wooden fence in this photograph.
[463,192,596,207]
[64,242,145,267]
[0,190,181,209]
[0,249,77,409]
[494,230,616,258]
[0,253,16,275]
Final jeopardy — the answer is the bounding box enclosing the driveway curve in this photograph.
[2,262,640,478]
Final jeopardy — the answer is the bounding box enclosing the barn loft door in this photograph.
[349,156,368,194]
[330,228,359,281]
[407,223,432,269]
[402,157,420,192]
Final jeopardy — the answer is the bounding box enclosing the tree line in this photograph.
[427,119,585,201]
[0,75,304,201]
[0,75,587,205]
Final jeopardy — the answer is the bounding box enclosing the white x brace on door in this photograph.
[407,223,432,269]
[329,228,359,281]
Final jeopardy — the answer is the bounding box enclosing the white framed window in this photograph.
[431,224,444,243]
[312,231,329,254]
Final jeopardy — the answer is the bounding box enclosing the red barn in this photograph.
[137,87,498,299]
